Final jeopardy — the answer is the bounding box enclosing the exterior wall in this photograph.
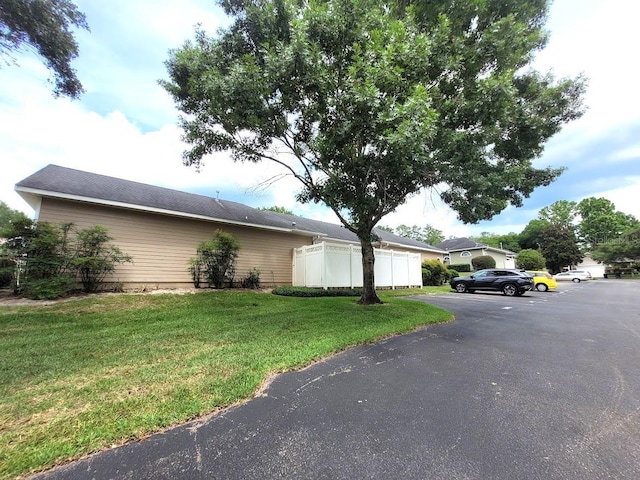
[575,256,605,279]
[419,251,444,263]
[447,249,513,269]
[374,243,443,264]
[37,198,312,288]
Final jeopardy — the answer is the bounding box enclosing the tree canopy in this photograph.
[0,201,29,237]
[258,206,294,215]
[538,200,577,230]
[472,232,520,252]
[392,224,444,246]
[0,0,88,98]
[539,224,583,273]
[576,197,639,251]
[163,0,585,303]
[592,226,640,265]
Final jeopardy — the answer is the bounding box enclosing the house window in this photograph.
[460,251,471,257]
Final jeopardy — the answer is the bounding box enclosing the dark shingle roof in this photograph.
[436,237,515,255]
[16,164,446,253]
[436,237,485,251]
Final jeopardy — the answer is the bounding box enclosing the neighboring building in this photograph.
[15,165,446,290]
[436,237,516,270]
[572,255,605,279]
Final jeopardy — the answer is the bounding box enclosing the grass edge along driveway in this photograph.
[0,288,451,479]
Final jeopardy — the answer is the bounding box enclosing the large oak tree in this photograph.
[163,0,585,304]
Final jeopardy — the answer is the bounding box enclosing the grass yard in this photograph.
[0,287,451,478]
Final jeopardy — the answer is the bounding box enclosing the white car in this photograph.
[554,270,592,283]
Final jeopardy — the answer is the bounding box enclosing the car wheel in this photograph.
[536,283,548,292]
[455,283,467,293]
[502,283,517,296]
[572,278,581,283]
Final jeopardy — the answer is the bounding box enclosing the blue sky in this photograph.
[1,0,639,238]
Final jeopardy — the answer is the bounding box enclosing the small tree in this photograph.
[516,249,546,270]
[472,255,496,270]
[196,230,240,289]
[540,224,583,273]
[72,226,132,292]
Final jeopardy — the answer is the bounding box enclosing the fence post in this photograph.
[322,242,328,290]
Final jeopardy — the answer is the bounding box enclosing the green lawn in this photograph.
[0,287,450,478]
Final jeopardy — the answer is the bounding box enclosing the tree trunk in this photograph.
[358,238,382,305]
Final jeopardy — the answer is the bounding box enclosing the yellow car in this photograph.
[525,271,558,292]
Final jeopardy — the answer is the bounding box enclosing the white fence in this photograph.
[292,242,422,289]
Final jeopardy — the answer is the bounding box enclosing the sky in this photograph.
[1,0,639,239]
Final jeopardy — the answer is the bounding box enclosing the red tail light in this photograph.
[545,274,552,279]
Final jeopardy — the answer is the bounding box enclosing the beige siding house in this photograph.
[437,237,516,270]
[16,165,446,289]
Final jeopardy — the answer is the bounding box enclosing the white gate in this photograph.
[292,242,422,289]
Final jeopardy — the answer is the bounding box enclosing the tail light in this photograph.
[545,274,552,279]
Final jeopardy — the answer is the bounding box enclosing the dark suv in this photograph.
[450,269,533,296]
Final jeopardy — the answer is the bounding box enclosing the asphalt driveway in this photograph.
[35,280,640,479]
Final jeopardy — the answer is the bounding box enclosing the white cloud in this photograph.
[588,178,640,220]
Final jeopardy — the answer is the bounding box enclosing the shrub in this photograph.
[421,268,432,286]
[472,255,496,270]
[0,257,13,288]
[449,263,471,272]
[8,221,71,297]
[72,226,132,293]
[421,259,448,286]
[516,249,546,270]
[2,221,131,298]
[272,286,363,297]
[447,269,460,280]
[188,258,203,288]
[192,230,240,289]
[21,275,77,300]
[241,267,261,289]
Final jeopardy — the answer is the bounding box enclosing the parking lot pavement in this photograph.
[35,281,640,480]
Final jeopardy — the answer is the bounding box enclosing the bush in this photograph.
[421,268,432,286]
[191,230,240,289]
[516,249,546,270]
[188,258,203,288]
[0,257,13,288]
[72,226,132,293]
[21,275,77,300]
[421,259,449,286]
[472,255,496,270]
[447,269,460,280]
[241,267,261,289]
[2,221,131,298]
[272,286,363,297]
[449,263,471,272]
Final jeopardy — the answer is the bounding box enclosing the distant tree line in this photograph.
[377,196,639,273]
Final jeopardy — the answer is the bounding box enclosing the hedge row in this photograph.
[272,286,363,297]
